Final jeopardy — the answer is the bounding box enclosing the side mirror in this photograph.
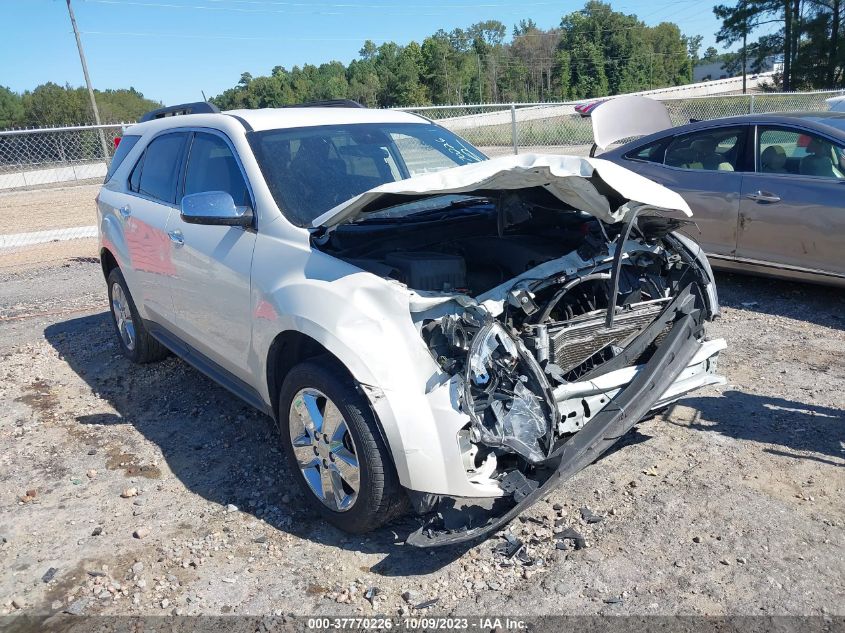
[180,191,253,227]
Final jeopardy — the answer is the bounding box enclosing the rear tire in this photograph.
[278,359,406,533]
[106,268,169,364]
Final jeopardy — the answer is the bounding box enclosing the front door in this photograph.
[738,125,845,277]
[630,125,748,260]
[165,131,257,382]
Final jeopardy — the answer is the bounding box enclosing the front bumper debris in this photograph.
[406,311,707,547]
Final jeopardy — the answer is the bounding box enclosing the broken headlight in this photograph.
[463,321,558,463]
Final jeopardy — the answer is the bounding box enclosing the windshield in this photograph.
[249,122,485,226]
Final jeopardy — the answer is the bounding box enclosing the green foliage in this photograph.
[0,86,25,129]
[212,2,697,108]
[713,0,845,90]
[0,83,161,129]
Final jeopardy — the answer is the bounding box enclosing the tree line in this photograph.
[713,0,845,90]
[211,1,699,110]
[0,83,161,129]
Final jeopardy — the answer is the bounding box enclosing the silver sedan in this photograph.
[599,108,845,288]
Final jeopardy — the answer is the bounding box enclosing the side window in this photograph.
[106,134,141,181]
[128,151,144,193]
[758,127,845,179]
[137,133,188,203]
[624,138,668,164]
[184,132,251,207]
[664,127,744,172]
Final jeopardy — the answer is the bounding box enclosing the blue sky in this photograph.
[3,0,726,105]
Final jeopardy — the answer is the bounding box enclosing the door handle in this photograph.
[746,191,781,203]
[167,230,184,247]
[118,205,131,219]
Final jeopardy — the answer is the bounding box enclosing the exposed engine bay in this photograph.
[314,185,723,545]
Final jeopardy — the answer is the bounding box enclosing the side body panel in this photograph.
[738,173,845,276]
[626,160,743,258]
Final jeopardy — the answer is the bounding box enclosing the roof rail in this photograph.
[280,99,366,109]
[140,102,220,122]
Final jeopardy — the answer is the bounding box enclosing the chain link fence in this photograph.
[1,90,844,254]
[401,90,845,156]
[0,124,124,191]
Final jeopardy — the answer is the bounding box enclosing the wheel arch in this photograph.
[265,329,399,477]
[100,247,119,279]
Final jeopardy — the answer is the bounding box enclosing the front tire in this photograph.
[278,360,406,533]
[106,268,169,364]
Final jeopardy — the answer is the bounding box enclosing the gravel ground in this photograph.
[0,256,843,618]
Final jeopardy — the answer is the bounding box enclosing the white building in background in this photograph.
[693,56,782,82]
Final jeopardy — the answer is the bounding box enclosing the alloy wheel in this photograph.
[288,388,360,511]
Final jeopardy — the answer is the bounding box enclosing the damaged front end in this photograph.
[405,216,724,546]
[312,154,726,546]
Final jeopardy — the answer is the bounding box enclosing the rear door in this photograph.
[737,125,845,276]
[622,125,749,260]
[122,131,189,326]
[165,130,257,382]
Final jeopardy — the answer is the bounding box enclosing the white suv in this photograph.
[97,101,725,546]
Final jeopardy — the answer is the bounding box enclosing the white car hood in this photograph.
[311,153,691,229]
[589,95,673,150]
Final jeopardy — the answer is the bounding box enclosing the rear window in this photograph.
[136,132,188,204]
[106,134,140,181]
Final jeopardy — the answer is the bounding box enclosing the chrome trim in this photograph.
[167,230,184,247]
[708,253,845,279]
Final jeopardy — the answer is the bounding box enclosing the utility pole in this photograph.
[741,0,748,94]
[66,0,109,160]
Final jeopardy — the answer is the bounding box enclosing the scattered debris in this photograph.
[580,507,603,524]
[41,567,58,583]
[364,586,379,605]
[494,532,524,559]
[226,504,238,513]
[414,598,439,610]
[121,487,138,498]
[91,527,102,537]
[86,469,97,479]
[132,527,150,539]
[401,590,417,604]
[555,527,587,550]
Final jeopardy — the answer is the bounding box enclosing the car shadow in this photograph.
[662,390,845,467]
[44,312,473,576]
[713,271,845,330]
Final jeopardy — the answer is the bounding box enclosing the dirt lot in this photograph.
[0,185,99,235]
[0,248,843,618]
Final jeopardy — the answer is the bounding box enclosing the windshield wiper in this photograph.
[354,196,494,224]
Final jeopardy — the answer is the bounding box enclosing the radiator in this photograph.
[547,300,668,372]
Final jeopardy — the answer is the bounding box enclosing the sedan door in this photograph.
[737,125,845,277]
[620,125,749,261]
[164,130,257,383]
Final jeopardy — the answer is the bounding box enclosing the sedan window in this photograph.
[664,127,744,172]
[758,127,845,179]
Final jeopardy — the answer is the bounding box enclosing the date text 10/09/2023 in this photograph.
[306,617,528,630]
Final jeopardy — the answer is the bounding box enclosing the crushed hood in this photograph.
[310,153,691,229]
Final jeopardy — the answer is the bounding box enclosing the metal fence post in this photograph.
[749,94,755,114]
[510,104,518,155]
